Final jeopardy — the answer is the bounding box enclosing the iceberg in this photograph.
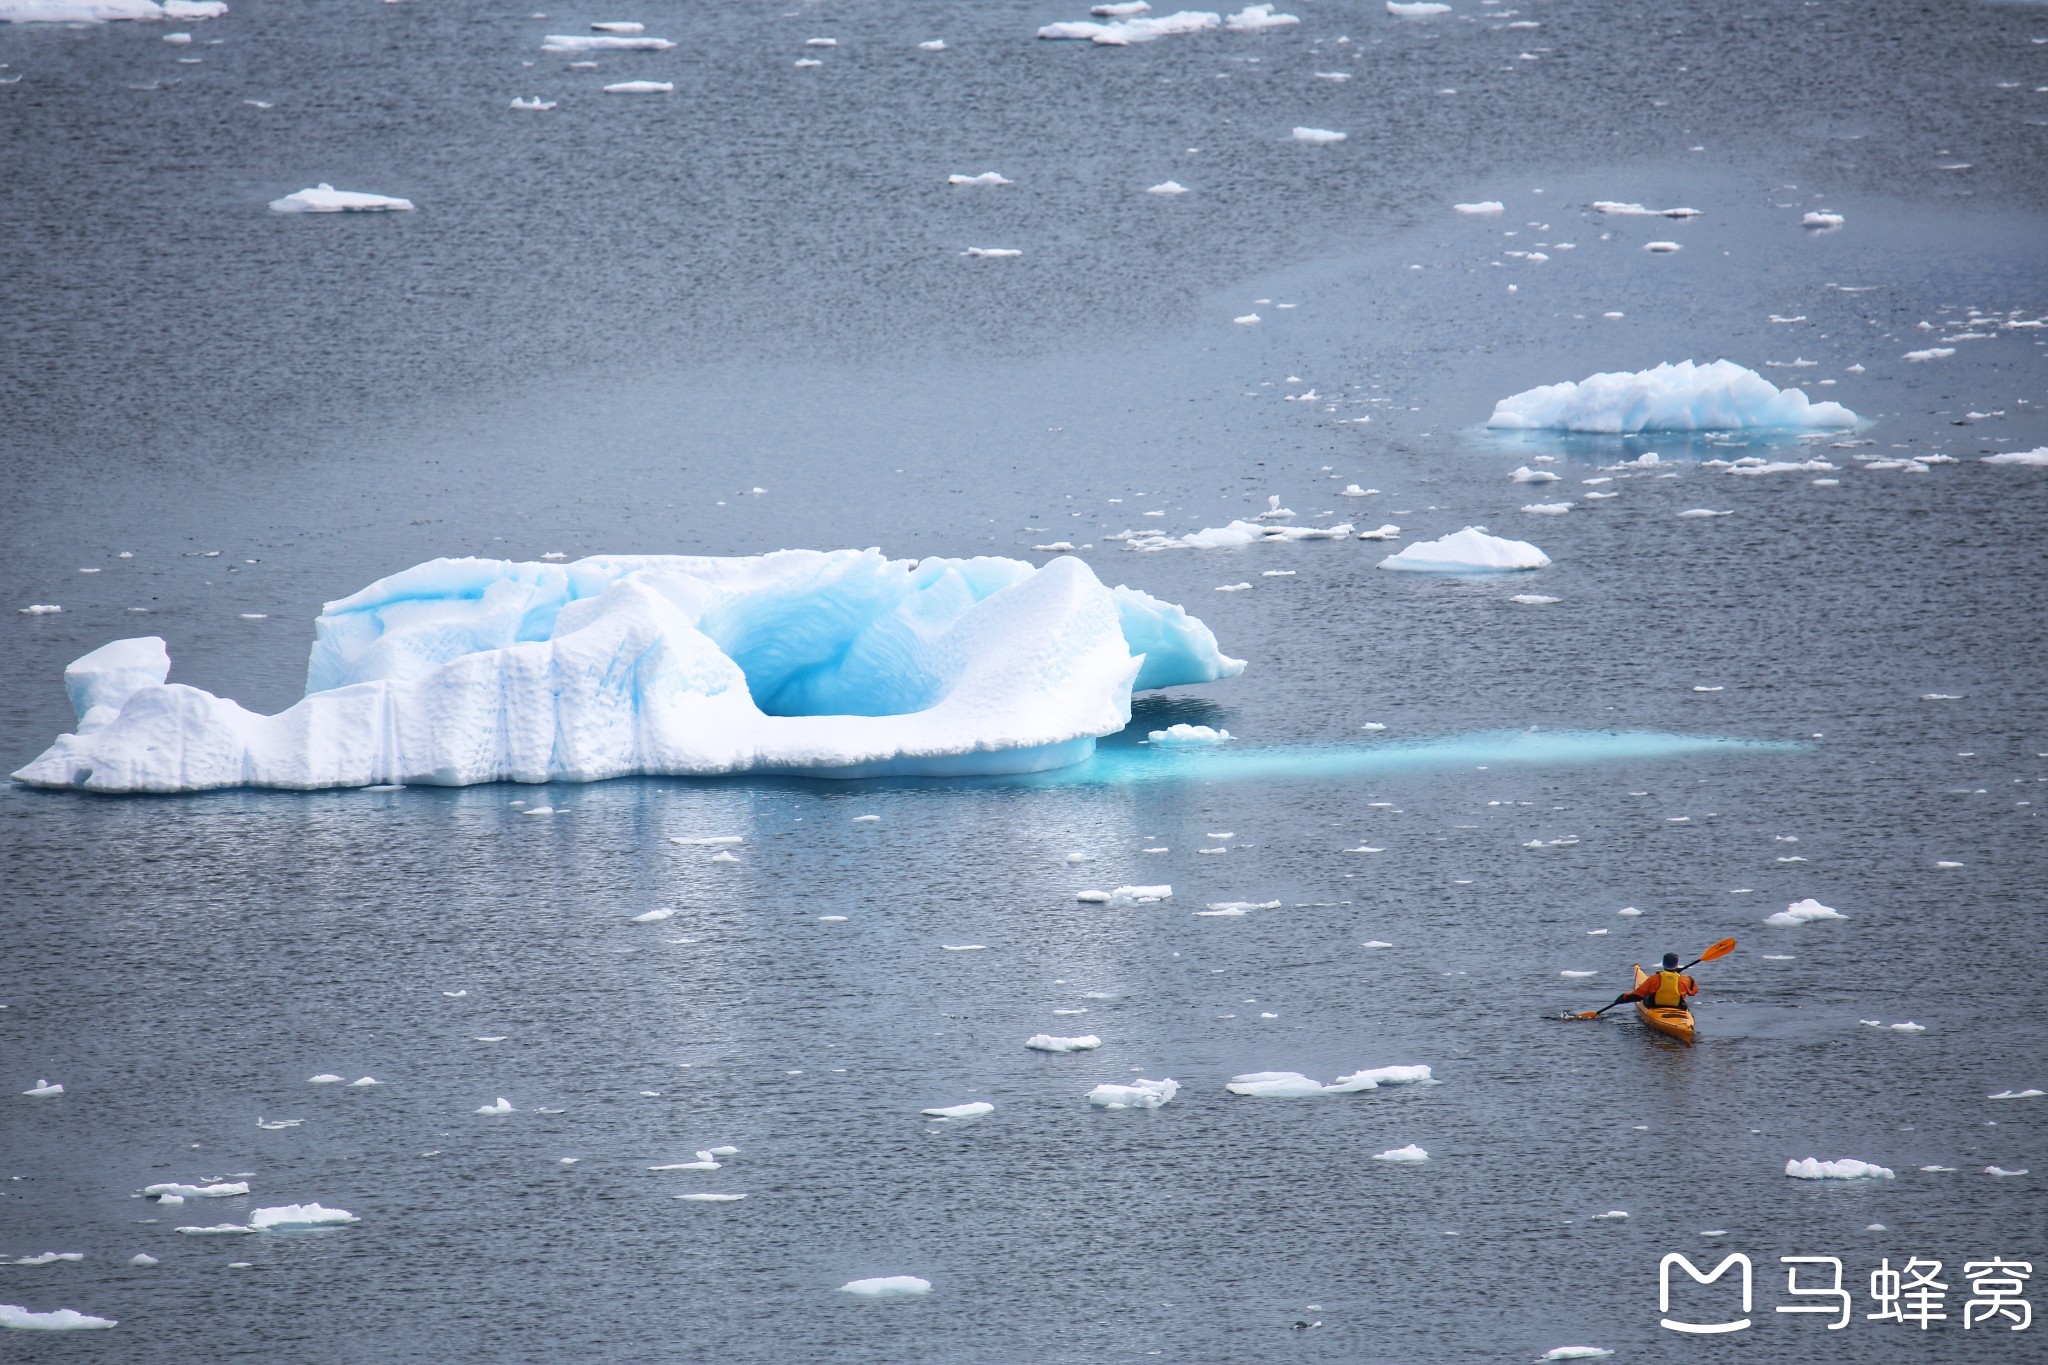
[1024,1034,1101,1052]
[248,1203,359,1229]
[1088,1078,1178,1109]
[268,184,415,214]
[0,1304,118,1331]
[1037,10,1220,44]
[1765,897,1845,927]
[840,1276,931,1297]
[540,35,674,51]
[13,550,1241,793]
[1487,360,1858,433]
[1377,527,1550,573]
[1225,4,1297,31]
[1373,1144,1428,1162]
[1785,1158,1893,1180]
[1,1,166,21]
[143,1181,248,1199]
[1983,448,2048,467]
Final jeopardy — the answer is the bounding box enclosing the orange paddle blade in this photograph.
[1698,937,1737,962]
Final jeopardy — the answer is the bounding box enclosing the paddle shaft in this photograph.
[1578,945,1728,1019]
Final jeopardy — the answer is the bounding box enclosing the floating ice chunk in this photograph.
[542,34,674,51]
[1890,1022,1925,1033]
[175,1223,256,1235]
[918,39,946,50]
[249,1203,358,1229]
[1373,1144,1428,1162]
[1356,524,1401,540]
[1592,201,1700,218]
[1981,448,2048,466]
[1990,1089,2044,1099]
[1802,211,1844,228]
[129,1254,158,1266]
[1092,0,1149,12]
[840,1276,931,1296]
[1076,885,1171,904]
[0,1304,118,1331]
[804,37,835,46]
[1233,313,1261,326]
[1560,970,1597,979]
[590,21,643,34]
[1146,180,1189,196]
[1902,347,1954,362]
[1644,241,1682,253]
[1454,201,1504,215]
[963,246,1021,258]
[476,1098,516,1115]
[1522,502,1572,515]
[1292,127,1347,145]
[1717,457,1836,476]
[1339,484,1377,497]
[922,1101,994,1119]
[309,1073,344,1084]
[1592,1210,1629,1221]
[709,850,739,863]
[21,1079,63,1097]
[948,171,1012,186]
[1378,527,1550,573]
[630,908,675,923]
[255,1117,302,1130]
[1765,897,1845,927]
[1225,4,1297,31]
[268,184,414,214]
[1025,1034,1101,1052]
[604,80,673,94]
[1147,723,1231,746]
[677,1192,746,1202]
[1985,1167,2028,1177]
[1089,1078,1178,1109]
[19,605,62,615]
[1,1,168,21]
[347,1076,379,1087]
[1541,1351,1613,1362]
[1037,10,1221,44]
[1510,466,1561,483]
[1511,594,1560,605]
[145,1182,248,1199]
[17,551,1241,792]
[509,97,556,111]
[1490,360,1855,432]
[1786,1158,1893,1180]
[164,1,227,14]
[11,1253,82,1266]
[1677,508,1732,519]
[1387,1,1449,14]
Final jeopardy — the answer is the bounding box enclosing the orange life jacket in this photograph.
[1648,970,1696,1009]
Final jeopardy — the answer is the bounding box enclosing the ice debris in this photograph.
[1765,897,1845,928]
[1592,201,1700,218]
[1147,723,1230,746]
[1076,885,1171,904]
[1088,1078,1178,1109]
[1292,127,1347,145]
[603,81,673,94]
[1785,1158,1893,1180]
[840,1276,931,1296]
[948,172,1012,186]
[541,34,673,51]
[1540,1351,1614,1362]
[1982,448,2048,466]
[677,1192,745,1202]
[1227,1065,1430,1097]
[1487,361,1856,433]
[1225,4,1297,31]
[1378,527,1550,573]
[1025,1034,1102,1052]
[2,0,217,22]
[0,1304,117,1331]
[1037,10,1220,44]
[15,551,1242,793]
[476,1098,516,1115]
[249,1203,358,1229]
[1387,1,1450,15]
[1989,1089,2044,1100]
[268,185,414,214]
[921,1102,994,1119]
[1802,211,1844,229]
[1120,519,1352,551]
[144,1182,247,1199]
[11,1253,82,1265]
[1510,466,1560,483]
[1454,201,1505,215]
[21,1079,62,1097]
[1146,180,1189,196]
[1373,1144,1429,1162]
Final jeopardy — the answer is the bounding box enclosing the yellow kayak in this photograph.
[1633,965,1696,1045]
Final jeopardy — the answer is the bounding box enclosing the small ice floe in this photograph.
[1038,10,1220,44]
[1146,180,1189,196]
[476,1098,516,1115]
[18,605,61,615]
[1677,508,1732,519]
[670,835,742,846]
[249,1203,358,1229]
[268,184,414,214]
[1315,70,1352,81]
[603,80,673,94]
[309,1073,345,1084]
[1339,484,1377,497]
[1903,347,1954,362]
[175,1224,257,1236]
[940,944,985,951]
[1025,1034,1101,1052]
[1920,1164,1956,1173]
[11,1253,82,1266]
[1785,1157,1893,1180]
[1981,448,2048,467]
[1510,594,1559,605]
[256,1118,302,1130]
[1985,1166,2029,1177]
[591,21,644,34]
[1378,527,1550,573]
[1093,0,1150,12]
[1510,466,1561,483]
[129,1254,158,1266]
[1592,201,1701,218]
[541,34,674,51]
[144,1182,247,1199]
[648,1154,721,1172]
[1387,1,1450,15]
[21,1079,63,1097]
[1541,1351,1614,1362]
[1490,360,1857,432]
[1360,722,1387,731]
[509,97,556,111]
[1233,313,1261,325]
[918,39,946,50]
[1292,127,1347,145]
[1228,1065,1430,1097]
[1147,723,1231,746]
[1591,1210,1629,1221]
[1076,885,1171,904]
[1373,1144,1428,1162]
[1033,542,1076,553]
[1989,1089,2044,1100]
[0,1304,118,1331]
[347,1076,379,1088]
[805,37,836,46]
[709,851,739,864]
[921,1101,994,1119]
[1560,970,1597,979]
[1454,201,1505,215]
[1362,940,1393,948]
[474,1036,508,1043]
[1522,502,1573,515]
[1202,900,1280,916]
[1890,1022,1925,1033]
[677,1192,746,1202]
[1802,211,1844,229]
[631,908,675,924]
[840,1276,931,1297]
[1356,524,1401,540]
[1765,897,1845,928]
[948,171,1012,186]
[818,914,848,923]
[1643,241,1682,253]
[1226,4,1297,31]
[962,247,1021,258]
[852,814,880,823]
[1920,693,1962,701]
[1089,1078,1178,1109]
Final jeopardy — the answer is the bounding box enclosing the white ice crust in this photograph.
[1037,9,1219,43]
[1765,897,1846,927]
[2,1,220,22]
[248,1203,359,1229]
[1785,1158,1894,1180]
[1226,1064,1431,1096]
[840,1276,932,1297]
[1088,1077,1178,1109]
[1486,360,1858,433]
[1378,527,1550,573]
[0,1304,118,1331]
[269,184,415,214]
[14,550,1242,793]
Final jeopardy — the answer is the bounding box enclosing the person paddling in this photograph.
[1609,951,1698,1014]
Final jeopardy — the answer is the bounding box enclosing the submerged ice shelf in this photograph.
[13,550,1243,793]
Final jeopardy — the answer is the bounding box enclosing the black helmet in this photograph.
[1662,952,1681,969]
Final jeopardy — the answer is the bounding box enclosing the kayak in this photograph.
[1633,965,1696,1045]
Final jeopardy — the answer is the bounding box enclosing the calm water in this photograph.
[2,0,2045,1359]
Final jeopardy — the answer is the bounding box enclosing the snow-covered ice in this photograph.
[249,1203,359,1229]
[1373,1144,1429,1162]
[1025,1034,1101,1052]
[948,172,1012,187]
[1765,897,1846,927]
[1387,1,1450,15]
[1225,5,1297,32]
[21,1079,63,1097]
[1088,1078,1178,1109]
[542,35,673,51]
[1454,201,1505,215]
[1037,10,1220,44]
[1903,347,1954,362]
[1378,527,1550,573]
[1147,723,1231,746]
[1982,448,2048,466]
[0,1304,117,1331]
[15,551,1242,793]
[144,1182,247,1199]
[1487,361,1857,433]
[840,1275,931,1296]
[269,184,414,214]
[1076,885,1172,904]
[1121,519,1352,551]
[1292,127,1347,145]
[604,81,673,94]
[1785,1158,1893,1180]
[921,1101,994,1119]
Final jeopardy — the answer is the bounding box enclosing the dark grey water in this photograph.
[3,0,2045,1359]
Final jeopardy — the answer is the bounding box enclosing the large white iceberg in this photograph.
[1486,360,1858,433]
[1037,10,1220,43]
[13,550,1243,793]
[1377,527,1550,573]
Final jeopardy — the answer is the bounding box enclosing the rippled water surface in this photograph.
[2,0,2045,1359]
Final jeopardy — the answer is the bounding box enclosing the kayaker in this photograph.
[1608,951,1698,1013]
